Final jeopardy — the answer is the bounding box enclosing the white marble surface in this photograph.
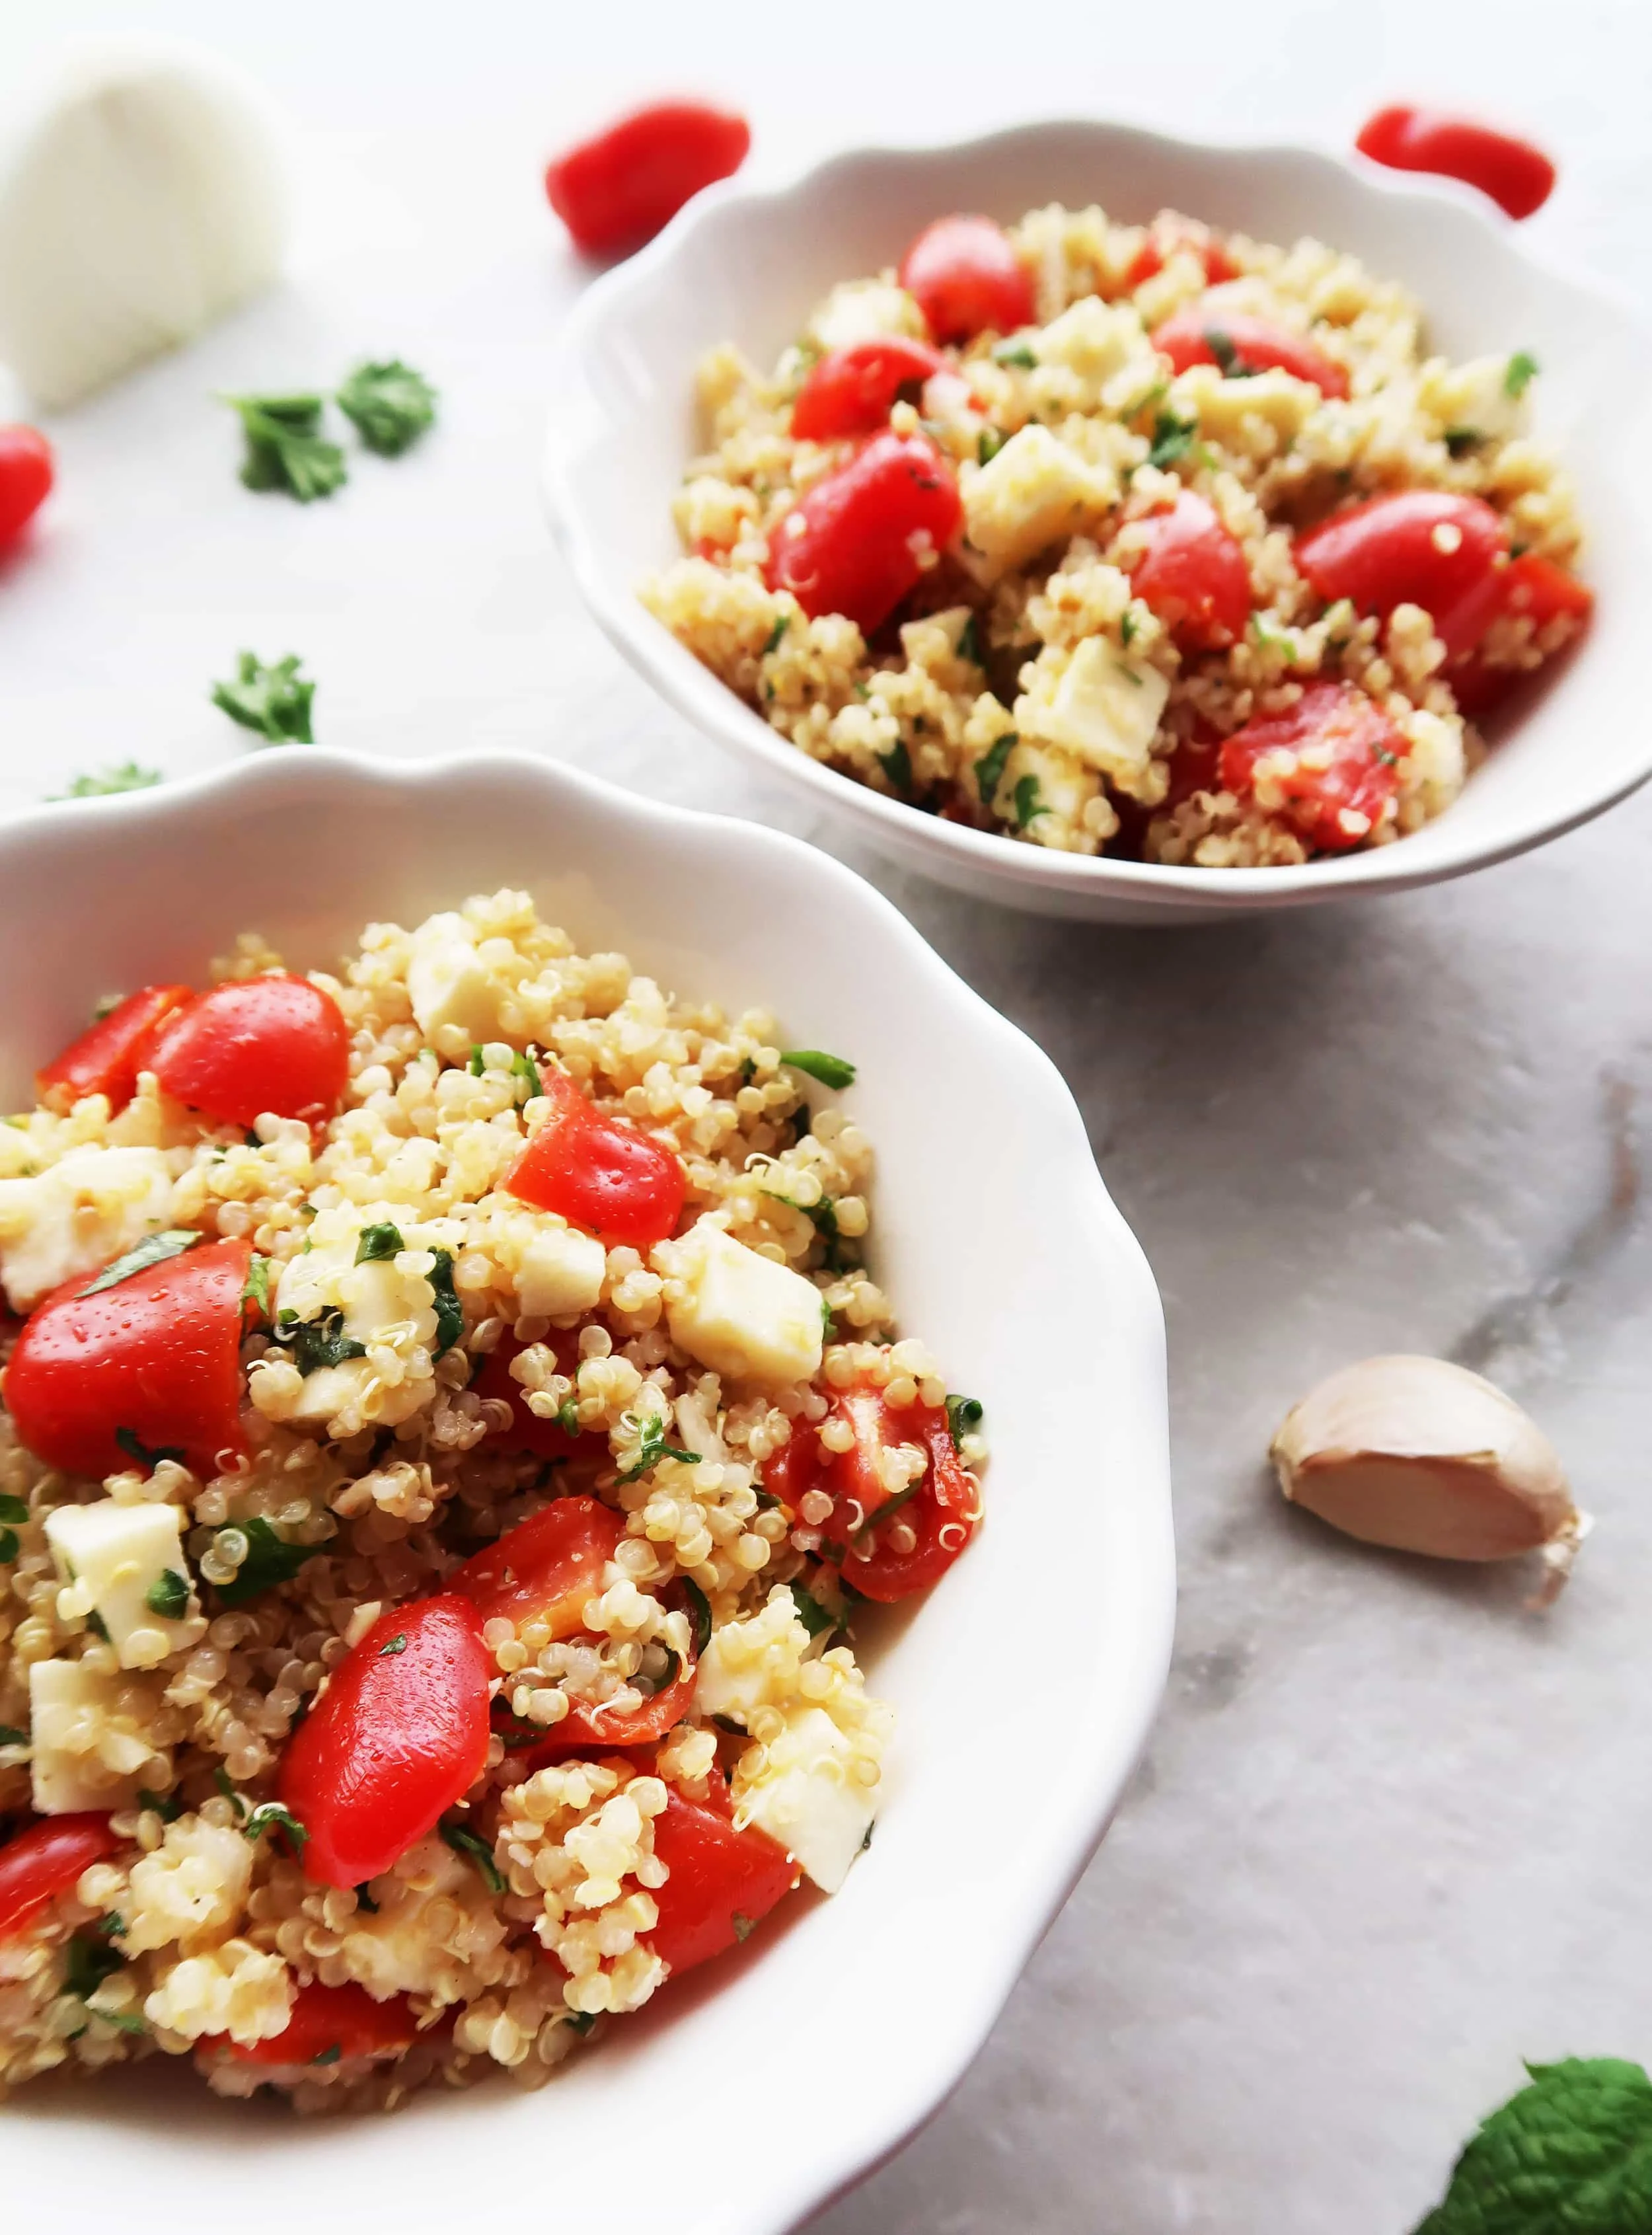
[2,4,1649,2228]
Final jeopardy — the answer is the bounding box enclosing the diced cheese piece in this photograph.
[1418,352,1531,446]
[664,1221,823,1388]
[46,1499,194,1670]
[1169,364,1318,447]
[28,1657,155,1814]
[1020,636,1170,782]
[1036,296,1146,395]
[283,1357,377,1427]
[693,1593,810,1724]
[515,1223,607,1318]
[806,278,926,353]
[737,1706,876,1894]
[406,911,505,1043]
[989,736,1100,837]
[277,1242,417,1346]
[962,426,1116,577]
[0,1145,175,1311]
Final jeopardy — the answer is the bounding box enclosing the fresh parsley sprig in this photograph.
[49,763,163,800]
[223,393,348,502]
[440,1816,504,1895]
[211,652,316,745]
[617,1412,701,1484]
[336,360,437,456]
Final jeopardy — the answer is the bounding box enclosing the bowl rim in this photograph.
[0,747,1177,2233]
[542,114,1652,909]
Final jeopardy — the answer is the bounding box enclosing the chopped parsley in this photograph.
[1504,350,1539,398]
[223,393,348,502]
[1443,425,1483,457]
[878,738,913,796]
[467,1045,487,1077]
[1119,609,1138,646]
[1012,773,1047,829]
[957,613,983,666]
[274,1306,367,1377]
[1145,410,1199,471]
[977,424,1004,466]
[311,2044,342,2066]
[511,1050,542,1102]
[0,1496,26,1524]
[788,1581,839,1640]
[973,730,1016,806]
[242,1801,309,1858]
[241,1253,273,1320]
[210,650,317,745]
[50,762,163,800]
[1202,328,1256,380]
[0,1725,27,1746]
[378,1632,408,1656]
[86,1609,110,1640]
[354,1221,404,1264]
[778,1049,856,1090]
[215,1767,247,1817]
[428,1248,464,1357]
[617,1412,702,1484]
[63,1930,124,2000]
[945,1393,983,1449]
[762,612,791,656]
[79,1229,200,1296]
[137,1788,182,1822]
[143,1569,190,1619]
[335,359,437,456]
[0,1531,17,1564]
[439,1817,505,1895]
[992,340,1037,369]
[566,2010,597,2036]
[556,1398,582,1438]
[683,1576,712,1656]
[114,1427,185,1472]
[214,1516,311,1607]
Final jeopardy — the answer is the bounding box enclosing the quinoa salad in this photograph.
[644,203,1592,867]
[0,891,983,2109]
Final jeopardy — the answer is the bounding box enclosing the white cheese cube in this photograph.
[737,1706,876,1895]
[1021,636,1170,782]
[665,1221,823,1388]
[806,278,926,353]
[962,426,1116,577]
[284,1357,377,1427]
[28,1658,153,1814]
[1169,364,1318,446]
[0,1145,176,1311]
[515,1224,607,1319]
[1036,297,1146,395]
[693,1593,809,1724]
[1419,352,1531,446]
[989,736,1100,838]
[46,1499,194,1670]
[406,912,505,1043]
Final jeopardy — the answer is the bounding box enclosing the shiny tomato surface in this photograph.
[1128,490,1252,650]
[36,985,194,1114]
[220,1979,417,2064]
[644,1788,800,1977]
[544,100,750,257]
[1295,490,1508,658]
[0,1815,120,1940]
[897,213,1035,343]
[791,338,950,443]
[1219,681,1406,852]
[0,426,53,547]
[1150,306,1349,398]
[763,429,961,636]
[147,975,351,1129]
[1356,106,1556,220]
[504,1067,685,1250]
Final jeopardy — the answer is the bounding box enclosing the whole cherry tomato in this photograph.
[1219,681,1406,852]
[1445,552,1593,716]
[1125,214,1238,289]
[1355,106,1556,221]
[1295,489,1508,658]
[764,428,961,636]
[219,1979,417,2064]
[504,1066,685,1250]
[1150,307,1350,398]
[279,1595,492,1889]
[147,975,351,1130]
[897,214,1035,344]
[0,426,54,549]
[791,337,950,443]
[6,1236,251,1480]
[0,1814,120,1940]
[643,1788,800,1977]
[472,1330,585,1463]
[36,983,194,1113]
[1127,490,1252,650]
[544,100,751,258]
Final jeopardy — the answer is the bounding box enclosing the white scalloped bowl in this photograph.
[0,752,1173,2235]
[543,119,1652,923]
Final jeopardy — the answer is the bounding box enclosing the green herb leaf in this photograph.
[788,1581,838,1640]
[957,613,983,667]
[428,1248,463,1357]
[877,738,913,797]
[378,1633,408,1657]
[214,1766,248,1818]
[223,395,348,502]
[0,1495,27,1525]
[642,1647,682,1696]
[1443,426,1483,458]
[311,2043,342,2065]
[763,612,791,656]
[144,1569,190,1619]
[274,1307,368,1378]
[50,763,163,801]
[682,1575,712,1658]
[0,1725,27,1746]
[355,1222,404,1265]
[1119,609,1138,647]
[511,1050,542,1102]
[114,1427,185,1473]
[820,1292,835,1342]
[1415,2058,1652,2234]
[80,1229,200,1297]
[210,651,317,745]
[977,425,1004,466]
[973,731,1016,806]
[137,1787,182,1822]
[1505,350,1539,399]
[617,1413,702,1485]
[1145,410,1199,471]
[439,1816,505,1895]
[468,1045,486,1077]
[778,1049,856,1090]
[1203,328,1256,381]
[556,1398,582,1439]
[945,1394,983,1449]
[213,1516,311,1607]
[354,1883,379,1913]
[566,2010,597,2036]
[85,1609,110,1640]
[63,1930,124,2000]
[992,340,1037,369]
[336,360,437,457]
[1012,773,1047,829]
[241,1253,273,1321]
[243,1801,309,1857]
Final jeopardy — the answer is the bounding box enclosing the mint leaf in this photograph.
[788,1581,839,1640]
[977,425,1004,466]
[1415,2058,1652,2233]
[1145,410,1199,471]
[336,360,437,456]
[1012,773,1047,829]
[211,651,316,744]
[877,738,913,797]
[50,763,163,800]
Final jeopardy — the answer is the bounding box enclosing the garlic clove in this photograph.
[0,44,289,409]
[1271,1353,1588,1599]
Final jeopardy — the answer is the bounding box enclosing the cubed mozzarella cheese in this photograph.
[806,279,926,352]
[283,1357,377,1427]
[1022,636,1170,781]
[0,1145,175,1311]
[665,1222,823,1388]
[406,912,505,1043]
[45,1499,194,1670]
[28,1658,152,1814]
[962,426,1116,576]
[1169,364,1318,446]
[989,736,1099,835]
[1418,352,1530,445]
[1036,296,1146,394]
[693,1595,807,1724]
[515,1224,607,1318]
[277,1242,413,1346]
[737,1706,876,1894]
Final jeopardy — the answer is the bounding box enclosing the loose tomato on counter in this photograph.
[1125,215,1238,290]
[36,983,194,1113]
[0,426,54,550]
[544,100,751,258]
[1355,106,1556,221]
[5,1236,252,1480]
[643,1786,800,1977]
[764,428,961,636]
[1295,489,1507,658]
[0,1814,120,1941]
[1219,681,1406,852]
[219,1979,418,2065]
[897,213,1035,344]
[146,974,350,1131]
[504,1065,685,1249]
[278,1596,492,1889]
[790,337,950,443]
[1150,305,1350,398]
[1127,490,1252,651]
[1444,551,1593,716]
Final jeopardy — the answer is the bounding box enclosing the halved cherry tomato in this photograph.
[1127,491,1252,650]
[0,1814,120,1940]
[1125,213,1238,289]
[450,1494,623,1638]
[147,975,350,1130]
[1295,489,1507,658]
[764,428,961,636]
[897,214,1035,344]
[791,338,950,443]
[278,1596,492,1889]
[504,1065,685,1250]
[5,1236,251,1480]
[643,1788,800,1977]
[1445,552,1593,716]
[472,1330,585,1463]
[1355,106,1556,221]
[1150,307,1350,399]
[36,984,194,1113]
[544,100,750,258]
[219,1979,418,2065]
[1219,681,1406,852]
[0,426,54,549]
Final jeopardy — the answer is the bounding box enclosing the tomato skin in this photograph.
[1127,491,1252,650]
[0,1814,120,1941]
[6,1236,250,1480]
[1446,552,1594,715]
[643,1789,800,1977]
[219,1979,417,2065]
[472,1330,584,1463]
[897,214,1035,344]
[1295,489,1507,658]
[0,426,53,548]
[504,1067,685,1250]
[1125,215,1238,289]
[36,984,194,1114]
[791,338,950,443]
[544,100,750,258]
[764,429,961,636]
[1356,106,1556,221]
[1219,681,1405,852]
[449,1494,623,1638]
[278,1597,492,1889]
[1150,307,1350,398]
[147,975,350,1130]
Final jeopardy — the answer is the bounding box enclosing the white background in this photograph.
[2,4,1650,2229]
